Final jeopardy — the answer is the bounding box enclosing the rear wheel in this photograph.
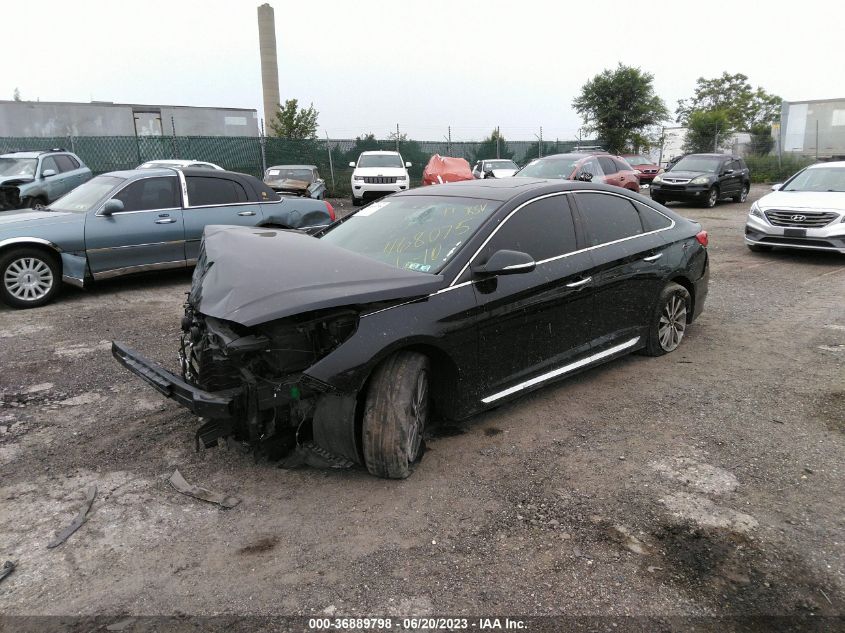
[643,282,691,357]
[703,186,719,208]
[362,351,430,479]
[747,243,773,253]
[733,184,749,203]
[0,247,61,308]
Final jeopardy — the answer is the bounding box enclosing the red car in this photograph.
[515,153,640,192]
[621,154,663,188]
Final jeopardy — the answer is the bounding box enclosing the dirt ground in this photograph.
[0,185,843,623]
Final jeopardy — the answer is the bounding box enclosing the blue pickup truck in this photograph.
[0,167,334,308]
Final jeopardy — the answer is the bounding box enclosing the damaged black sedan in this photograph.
[114,179,709,478]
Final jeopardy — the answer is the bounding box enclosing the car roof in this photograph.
[806,161,845,169]
[359,150,401,155]
[267,164,317,170]
[399,177,650,201]
[0,149,70,159]
[142,159,208,165]
[683,153,738,159]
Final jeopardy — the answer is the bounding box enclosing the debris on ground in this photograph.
[168,469,240,509]
[0,560,15,583]
[47,484,97,549]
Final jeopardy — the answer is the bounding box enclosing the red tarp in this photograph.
[422,155,473,185]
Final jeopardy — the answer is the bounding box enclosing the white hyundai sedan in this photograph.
[745,162,845,255]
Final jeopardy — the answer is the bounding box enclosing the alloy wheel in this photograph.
[740,186,749,202]
[407,370,429,462]
[3,256,54,302]
[707,188,718,207]
[658,294,687,352]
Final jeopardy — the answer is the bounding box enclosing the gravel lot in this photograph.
[0,185,843,622]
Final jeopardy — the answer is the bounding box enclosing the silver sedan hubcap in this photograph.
[407,371,428,462]
[4,257,53,301]
[658,295,687,352]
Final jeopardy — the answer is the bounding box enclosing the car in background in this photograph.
[515,153,640,192]
[422,155,473,185]
[651,154,750,208]
[745,162,845,254]
[472,159,519,179]
[113,178,709,479]
[137,159,223,170]
[621,154,663,189]
[349,151,411,206]
[263,164,326,199]
[0,149,92,211]
[0,168,334,308]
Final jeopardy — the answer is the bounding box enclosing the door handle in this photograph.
[566,276,592,289]
[237,211,256,216]
[155,218,176,224]
[642,253,663,262]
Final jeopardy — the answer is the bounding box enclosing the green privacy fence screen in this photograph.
[0,135,601,197]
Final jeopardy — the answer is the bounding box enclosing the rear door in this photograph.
[471,193,595,400]
[85,175,186,278]
[53,154,86,196]
[722,159,742,196]
[597,156,621,187]
[571,191,670,349]
[182,175,266,261]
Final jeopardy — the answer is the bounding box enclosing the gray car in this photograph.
[0,167,334,308]
[263,164,327,199]
[0,149,92,210]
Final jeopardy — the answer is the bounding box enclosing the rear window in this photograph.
[186,176,249,206]
[635,202,673,231]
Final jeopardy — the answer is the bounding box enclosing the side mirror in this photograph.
[405,161,412,168]
[42,169,56,178]
[100,198,124,216]
[473,249,536,277]
[771,183,783,191]
[722,169,735,175]
[348,162,356,168]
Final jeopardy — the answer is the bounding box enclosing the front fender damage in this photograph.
[0,185,22,211]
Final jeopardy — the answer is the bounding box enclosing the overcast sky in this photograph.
[3,0,843,141]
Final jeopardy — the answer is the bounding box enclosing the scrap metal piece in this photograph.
[277,442,355,470]
[47,484,97,549]
[0,560,15,583]
[168,469,240,509]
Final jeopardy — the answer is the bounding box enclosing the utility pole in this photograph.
[448,126,451,155]
[325,131,335,194]
[496,125,500,159]
[540,126,543,157]
[259,118,267,174]
[815,119,819,160]
[714,128,720,153]
[396,123,400,152]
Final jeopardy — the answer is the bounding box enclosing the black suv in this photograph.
[650,154,750,208]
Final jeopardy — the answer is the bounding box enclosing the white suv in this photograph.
[349,151,411,206]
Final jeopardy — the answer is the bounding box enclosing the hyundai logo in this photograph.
[790,214,806,222]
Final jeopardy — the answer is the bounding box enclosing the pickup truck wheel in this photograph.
[362,351,429,479]
[733,184,749,203]
[0,247,61,308]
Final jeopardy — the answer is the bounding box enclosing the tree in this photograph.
[268,99,319,139]
[470,128,513,163]
[683,109,733,154]
[749,122,774,156]
[572,64,669,154]
[520,141,558,164]
[13,88,21,101]
[676,72,781,130]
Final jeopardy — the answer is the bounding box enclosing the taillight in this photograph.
[695,230,709,247]
[325,200,335,221]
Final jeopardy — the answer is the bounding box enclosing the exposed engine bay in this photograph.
[0,183,24,211]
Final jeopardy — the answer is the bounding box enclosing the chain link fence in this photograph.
[0,135,601,197]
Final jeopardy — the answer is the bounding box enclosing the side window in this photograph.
[54,155,77,172]
[313,169,320,180]
[580,158,604,180]
[728,160,741,172]
[186,176,248,206]
[575,192,644,246]
[634,201,673,231]
[597,156,617,175]
[113,177,180,212]
[613,158,631,172]
[41,156,59,175]
[483,196,577,262]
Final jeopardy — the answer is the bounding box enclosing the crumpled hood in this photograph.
[758,190,845,211]
[0,209,77,228]
[0,176,34,187]
[264,178,310,192]
[194,225,444,327]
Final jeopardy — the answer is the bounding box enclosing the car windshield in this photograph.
[671,156,722,173]
[320,195,500,274]
[358,154,404,168]
[0,157,37,178]
[48,176,124,213]
[782,167,845,192]
[515,157,580,179]
[624,155,651,166]
[485,160,518,170]
[265,168,313,181]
